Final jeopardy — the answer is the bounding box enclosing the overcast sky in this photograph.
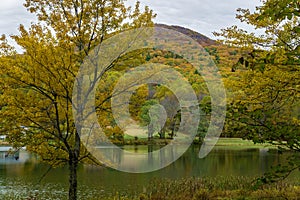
[0,0,262,39]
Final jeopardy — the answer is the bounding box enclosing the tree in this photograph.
[0,0,155,199]
[139,99,160,140]
[215,0,300,181]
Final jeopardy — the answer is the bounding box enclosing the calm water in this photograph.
[0,145,299,199]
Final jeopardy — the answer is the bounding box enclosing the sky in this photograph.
[0,0,262,40]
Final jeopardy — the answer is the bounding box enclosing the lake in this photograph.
[0,144,299,199]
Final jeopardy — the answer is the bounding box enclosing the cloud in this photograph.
[0,0,262,39]
[128,0,262,38]
[0,0,33,36]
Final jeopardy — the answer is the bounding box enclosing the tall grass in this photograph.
[108,176,300,200]
[1,176,299,199]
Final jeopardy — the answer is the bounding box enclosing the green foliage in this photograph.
[0,0,155,199]
[216,0,300,183]
[139,99,160,126]
[224,0,299,148]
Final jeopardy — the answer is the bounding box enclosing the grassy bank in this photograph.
[121,136,276,149]
[2,176,299,200]
[107,177,300,200]
[212,138,276,149]
[1,136,276,148]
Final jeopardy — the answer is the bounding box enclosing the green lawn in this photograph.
[123,135,277,149]
[214,138,275,148]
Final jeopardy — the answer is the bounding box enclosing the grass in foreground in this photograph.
[109,177,300,200]
[1,176,299,200]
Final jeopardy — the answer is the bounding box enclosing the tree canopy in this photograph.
[0,1,155,199]
[215,0,300,182]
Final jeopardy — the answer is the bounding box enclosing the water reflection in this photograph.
[0,145,299,198]
[92,143,189,173]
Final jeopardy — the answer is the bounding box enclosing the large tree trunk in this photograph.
[69,152,79,200]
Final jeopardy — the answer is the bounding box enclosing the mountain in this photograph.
[155,24,216,46]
